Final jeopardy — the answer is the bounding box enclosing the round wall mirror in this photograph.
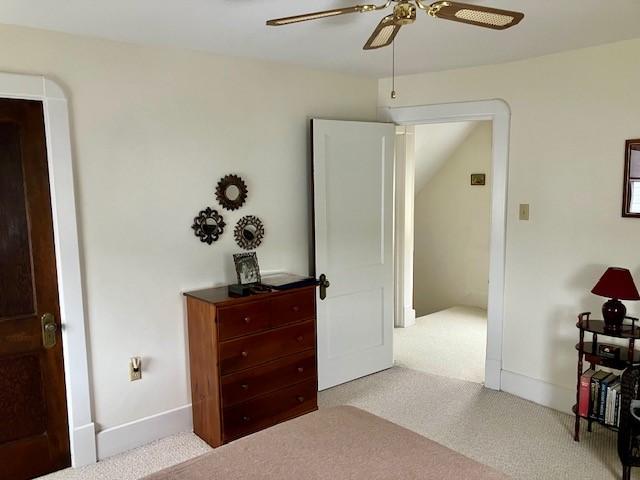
[234,215,264,250]
[216,174,247,210]
[225,184,241,201]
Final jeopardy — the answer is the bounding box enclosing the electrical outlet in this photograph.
[519,204,530,221]
[129,357,142,381]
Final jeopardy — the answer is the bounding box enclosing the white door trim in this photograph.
[0,72,97,467]
[393,126,416,328]
[379,99,510,390]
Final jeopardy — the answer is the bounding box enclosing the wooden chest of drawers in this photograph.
[184,285,318,447]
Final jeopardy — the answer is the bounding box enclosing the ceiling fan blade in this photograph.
[267,4,379,26]
[427,1,524,30]
[363,15,401,50]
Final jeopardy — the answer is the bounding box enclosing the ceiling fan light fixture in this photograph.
[393,2,416,25]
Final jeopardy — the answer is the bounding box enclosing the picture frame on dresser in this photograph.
[233,252,261,285]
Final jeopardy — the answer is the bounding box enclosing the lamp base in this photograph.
[602,298,626,330]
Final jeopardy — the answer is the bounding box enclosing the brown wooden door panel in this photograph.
[0,98,70,479]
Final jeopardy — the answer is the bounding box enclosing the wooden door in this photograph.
[312,119,395,390]
[0,99,70,479]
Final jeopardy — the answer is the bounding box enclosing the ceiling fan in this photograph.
[266,1,524,50]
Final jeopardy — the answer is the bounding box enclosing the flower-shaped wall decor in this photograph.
[215,174,248,211]
[234,215,265,250]
[192,207,225,244]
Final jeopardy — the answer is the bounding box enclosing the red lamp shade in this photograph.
[591,267,640,300]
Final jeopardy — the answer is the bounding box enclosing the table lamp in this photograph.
[591,267,640,329]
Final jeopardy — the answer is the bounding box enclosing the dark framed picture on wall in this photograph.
[623,139,640,218]
[471,173,486,186]
[233,252,261,285]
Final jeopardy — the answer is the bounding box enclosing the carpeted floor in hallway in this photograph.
[394,306,487,383]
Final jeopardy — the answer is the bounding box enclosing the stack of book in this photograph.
[578,369,622,427]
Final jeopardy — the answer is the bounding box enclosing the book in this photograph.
[616,385,622,427]
[609,381,621,425]
[590,370,610,419]
[606,385,615,425]
[606,383,613,425]
[259,274,317,290]
[614,383,622,427]
[599,373,618,421]
[578,369,596,417]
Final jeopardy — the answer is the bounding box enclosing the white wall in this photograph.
[0,23,378,439]
[413,122,492,316]
[380,38,640,409]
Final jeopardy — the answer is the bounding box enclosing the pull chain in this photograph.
[391,40,397,99]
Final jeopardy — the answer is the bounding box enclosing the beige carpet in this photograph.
[143,406,508,480]
[320,367,634,480]
[40,367,635,480]
[394,306,487,383]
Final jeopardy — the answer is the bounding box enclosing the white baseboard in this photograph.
[403,307,416,327]
[484,358,501,391]
[395,307,416,328]
[71,422,97,467]
[96,404,193,460]
[500,370,573,415]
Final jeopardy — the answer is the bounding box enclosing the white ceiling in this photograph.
[414,121,479,193]
[2,1,640,77]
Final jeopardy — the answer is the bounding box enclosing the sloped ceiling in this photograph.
[414,122,479,194]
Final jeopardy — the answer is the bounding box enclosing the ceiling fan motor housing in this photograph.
[393,1,417,25]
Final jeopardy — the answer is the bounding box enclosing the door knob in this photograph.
[319,274,330,301]
[41,313,57,349]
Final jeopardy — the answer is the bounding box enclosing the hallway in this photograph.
[394,306,487,383]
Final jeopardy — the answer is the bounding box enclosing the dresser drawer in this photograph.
[220,350,316,407]
[223,379,317,442]
[217,301,271,341]
[219,321,315,375]
[270,289,315,328]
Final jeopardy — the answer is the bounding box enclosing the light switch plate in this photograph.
[519,204,530,221]
[129,357,142,381]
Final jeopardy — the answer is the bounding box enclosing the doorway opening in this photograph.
[394,120,492,384]
[385,100,510,390]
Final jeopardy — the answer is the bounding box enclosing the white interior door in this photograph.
[312,119,395,390]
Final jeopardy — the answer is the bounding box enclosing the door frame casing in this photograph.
[0,72,97,466]
[380,99,510,390]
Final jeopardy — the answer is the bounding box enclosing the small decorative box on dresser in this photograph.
[184,284,318,447]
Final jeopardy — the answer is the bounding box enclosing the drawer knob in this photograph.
[297,366,304,373]
[297,396,305,403]
[297,336,304,343]
[242,416,251,423]
[241,351,249,358]
[241,384,249,390]
[244,316,251,324]
[292,306,300,312]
